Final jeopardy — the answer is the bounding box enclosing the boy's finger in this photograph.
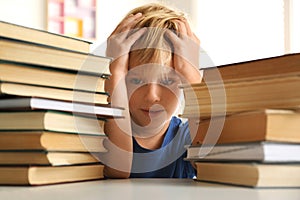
[111,13,142,35]
[165,29,179,43]
[123,12,142,24]
[181,19,193,36]
[119,13,142,32]
[175,20,187,37]
[126,27,147,48]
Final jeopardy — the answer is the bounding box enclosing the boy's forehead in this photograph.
[128,64,176,76]
[129,47,173,68]
[129,56,173,68]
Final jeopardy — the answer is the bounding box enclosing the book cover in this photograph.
[0,151,102,166]
[0,38,111,75]
[181,75,300,118]
[0,62,107,93]
[0,82,108,104]
[191,109,300,145]
[0,111,106,135]
[186,142,300,162]
[0,130,107,152]
[0,164,104,185]
[203,53,300,83]
[0,97,124,118]
[0,20,91,53]
[196,162,300,188]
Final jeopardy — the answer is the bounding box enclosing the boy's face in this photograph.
[126,55,181,127]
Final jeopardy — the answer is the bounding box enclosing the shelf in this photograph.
[47,0,96,40]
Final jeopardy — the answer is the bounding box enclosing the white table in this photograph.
[0,179,300,200]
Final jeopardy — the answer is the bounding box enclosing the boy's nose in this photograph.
[144,84,161,103]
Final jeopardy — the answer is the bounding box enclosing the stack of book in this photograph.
[0,21,122,185]
[181,53,300,187]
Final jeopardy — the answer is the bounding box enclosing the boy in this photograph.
[102,3,201,178]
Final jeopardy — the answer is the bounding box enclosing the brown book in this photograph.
[0,130,106,152]
[0,82,108,104]
[195,162,300,188]
[191,109,300,145]
[0,151,102,166]
[0,20,91,53]
[0,62,106,93]
[0,164,104,185]
[203,53,300,83]
[181,75,300,118]
[0,97,124,118]
[0,38,111,75]
[0,111,106,135]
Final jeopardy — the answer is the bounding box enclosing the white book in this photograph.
[0,97,124,118]
[186,142,300,162]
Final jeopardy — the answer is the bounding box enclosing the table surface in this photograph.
[1,179,300,200]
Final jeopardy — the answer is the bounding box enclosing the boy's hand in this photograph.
[165,19,202,84]
[106,13,145,74]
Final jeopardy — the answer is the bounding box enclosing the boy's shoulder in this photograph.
[171,116,189,132]
[163,116,191,146]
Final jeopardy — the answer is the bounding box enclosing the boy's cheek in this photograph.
[126,85,147,101]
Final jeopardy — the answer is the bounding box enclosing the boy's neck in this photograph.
[134,120,170,150]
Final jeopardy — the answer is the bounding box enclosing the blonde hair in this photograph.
[124,3,186,65]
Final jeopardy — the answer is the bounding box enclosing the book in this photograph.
[0,151,101,166]
[0,111,106,135]
[186,142,300,162]
[0,38,111,75]
[181,75,300,118]
[0,130,106,152]
[0,62,107,93]
[195,162,300,187]
[0,97,124,118]
[191,109,300,145]
[0,164,104,185]
[0,20,91,53]
[0,82,108,104]
[203,53,300,83]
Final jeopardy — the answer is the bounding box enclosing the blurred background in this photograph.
[1,0,299,67]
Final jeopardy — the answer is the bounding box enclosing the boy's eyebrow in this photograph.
[128,66,178,77]
[127,71,148,77]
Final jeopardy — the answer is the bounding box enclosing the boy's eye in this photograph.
[160,78,175,86]
[130,78,144,85]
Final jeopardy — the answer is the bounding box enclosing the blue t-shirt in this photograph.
[130,116,195,178]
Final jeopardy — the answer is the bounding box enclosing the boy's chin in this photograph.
[131,112,170,127]
[131,122,170,138]
[131,115,172,138]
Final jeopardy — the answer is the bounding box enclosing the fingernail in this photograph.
[135,12,142,17]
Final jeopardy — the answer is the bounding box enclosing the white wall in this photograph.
[159,0,199,32]
[196,0,285,67]
[290,0,300,53]
[0,0,46,30]
[93,0,287,67]
[92,0,196,54]
[95,0,155,43]
[95,0,197,42]
[1,0,297,67]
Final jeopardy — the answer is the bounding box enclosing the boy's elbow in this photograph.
[104,166,130,179]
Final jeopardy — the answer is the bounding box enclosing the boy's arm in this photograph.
[102,13,144,178]
[103,57,132,178]
[165,19,202,84]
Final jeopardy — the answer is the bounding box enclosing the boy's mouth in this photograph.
[141,108,164,116]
